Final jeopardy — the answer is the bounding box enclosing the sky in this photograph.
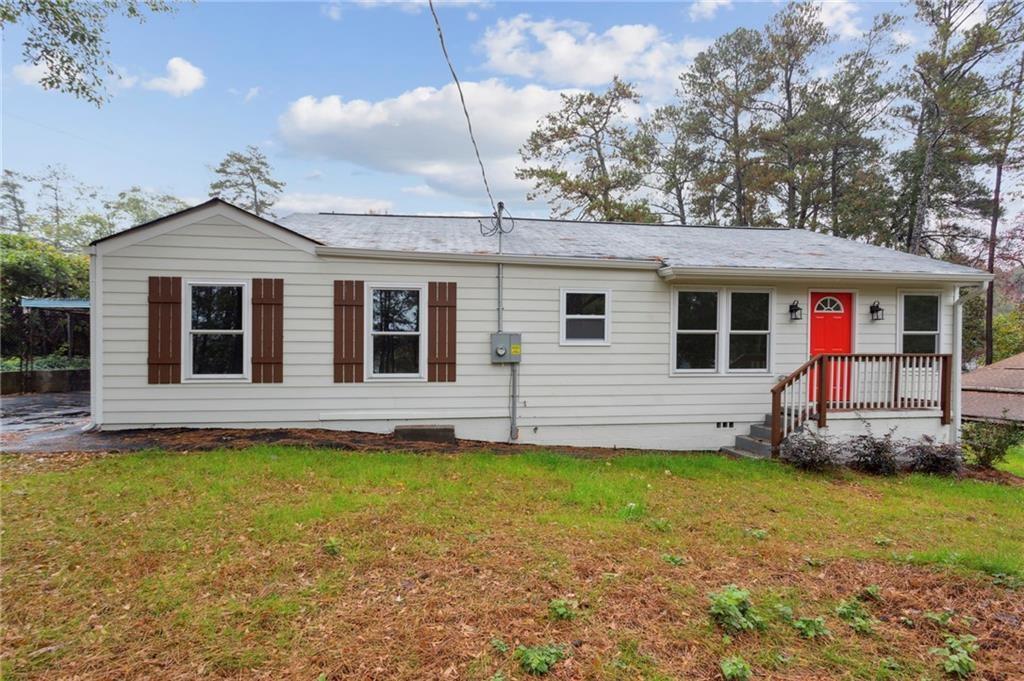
[3,0,923,219]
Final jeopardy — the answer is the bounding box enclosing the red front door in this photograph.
[809,292,853,402]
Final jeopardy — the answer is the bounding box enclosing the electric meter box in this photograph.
[490,332,522,364]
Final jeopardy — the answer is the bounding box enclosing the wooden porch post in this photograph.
[816,355,828,428]
[940,354,952,425]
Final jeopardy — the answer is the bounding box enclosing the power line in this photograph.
[426,0,496,215]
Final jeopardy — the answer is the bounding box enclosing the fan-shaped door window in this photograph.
[814,296,844,313]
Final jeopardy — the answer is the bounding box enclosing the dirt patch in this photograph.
[961,465,1024,487]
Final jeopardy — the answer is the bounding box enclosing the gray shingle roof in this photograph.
[276,212,987,279]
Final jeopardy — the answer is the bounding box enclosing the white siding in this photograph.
[96,213,957,450]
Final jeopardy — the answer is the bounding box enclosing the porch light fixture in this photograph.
[870,300,885,321]
[789,300,803,321]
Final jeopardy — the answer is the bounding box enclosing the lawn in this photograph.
[998,445,1024,477]
[2,448,1022,680]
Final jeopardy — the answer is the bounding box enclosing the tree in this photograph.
[816,15,904,240]
[0,170,29,233]
[906,0,1024,254]
[0,0,173,106]
[993,307,1024,361]
[0,233,89,362]
[679,28,772,226]
[517,77,656,222]
[637,105,710,224]
[105,186,187,229]
[983,48,1024,363]
[32,164,103,251]
[758,2,832,229]
[208,146,285,218]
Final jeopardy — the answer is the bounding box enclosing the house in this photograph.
[87,198,991,455]
[961,352,1024,424]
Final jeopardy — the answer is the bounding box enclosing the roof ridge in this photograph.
[304,211,790,231]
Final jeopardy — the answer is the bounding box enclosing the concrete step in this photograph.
[720,445,771,460]
[749,423,772,440]
[734,434,773,458]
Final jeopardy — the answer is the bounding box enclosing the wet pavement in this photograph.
[1,391,97,453]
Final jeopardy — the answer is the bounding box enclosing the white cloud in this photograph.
[278,79,568,199]
[321,2,342,21]
[113,66,138,90]
[275,193,393,215]
[144,57,206,97]
[893,29,917,47]
[402,184,440,197]
[244,86,261,103]
[480,14,709,96]
[304,169,325,180]
[12,62,48,86]
[354,0,488,13]
[689,0,732,22]
[817,0,862,40]
[466,10,479,21]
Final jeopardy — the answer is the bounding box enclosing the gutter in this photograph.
[658,265,993,283]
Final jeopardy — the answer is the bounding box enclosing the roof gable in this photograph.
[90,198,322,255]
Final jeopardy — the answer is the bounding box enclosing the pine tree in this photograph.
[208,146,285,217]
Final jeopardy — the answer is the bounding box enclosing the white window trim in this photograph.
[897,289,942,354]
[559,288,611,346]
[182,279,251,383]
[364,283,429,381]
[670,286,774,376]
[726,288,774,375]
[670,286,721,374]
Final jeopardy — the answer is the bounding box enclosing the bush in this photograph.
[547,598,578,621]
[962,421,1024,469]
[847,432,898,476]
[792,616,831,639]
[779,431,835,471]
[904,436,963,475]
[708,585,764,633]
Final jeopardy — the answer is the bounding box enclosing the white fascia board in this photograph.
[94,204,318,256]
[657,265,992,284]
[314,245,663,270]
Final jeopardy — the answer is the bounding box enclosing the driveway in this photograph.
[1,391,96,453]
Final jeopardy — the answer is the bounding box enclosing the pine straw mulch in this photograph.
[4,515,1022,680]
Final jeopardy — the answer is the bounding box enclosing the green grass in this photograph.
[2,447,1022,679]
[997,445,1024,477]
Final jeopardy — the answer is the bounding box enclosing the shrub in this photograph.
[962,421,1024,469]
[708,585,764,633]
[929,634,977,678]
[780,432,835,471]
[490,638,509,655]
[514,644,565,675]
[547,598,578,621]
[792,616,831,639]
[720,656,752,681]
[904,437,963,475]
[847,432,898,476]
[662,553,686,566]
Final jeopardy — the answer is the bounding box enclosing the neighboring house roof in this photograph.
[278,212,989,280]
[20,297,90,311]
[961,352,1024,423]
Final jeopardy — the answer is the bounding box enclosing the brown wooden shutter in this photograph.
[334,281,364,383]
[252,278,284,383]
[428,282,457,382]
[148,276,181,384]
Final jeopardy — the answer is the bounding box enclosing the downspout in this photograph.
[951,281,988,443]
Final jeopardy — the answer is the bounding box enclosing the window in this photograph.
[729,292,770,370]
[675,290,718,370]
[369,286,424,377]
[814,296,843,313]
[901,293,939,353]
[561,290,609,344]
[186,282,247,379]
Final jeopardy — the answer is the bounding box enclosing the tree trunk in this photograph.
[985,159,1003,365]
[909,130,936,255]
